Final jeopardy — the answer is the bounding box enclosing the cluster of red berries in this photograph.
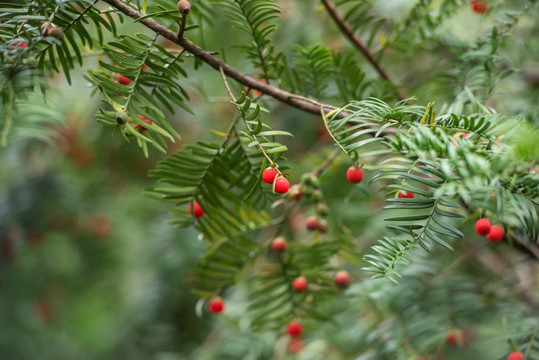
[271,235,350,344]
[262,167,290,194]
[272,237,351,289]
[471,0,488,14]
[291,272,349,291]
[299,172,331,233]
[475,218,504,242]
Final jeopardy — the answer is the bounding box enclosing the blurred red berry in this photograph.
[272,237,287,253]
[288,338,304,353]
[188,201,204,219]
[471,0,488,14]
[33,300,53,323]
[507,351,524,360]
[289,184,303,200]
[11,40,28,49]
[286,320,303,337]
[318,219,328,233]
[487,225,504,242]
[334,270,350,288]
[305,216,320,231]
[292,276,308,292]
[208,297,225,314]
[88,214,113,239]
[446,329,464,346]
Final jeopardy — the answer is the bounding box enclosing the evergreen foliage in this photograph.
[0,0,538,359]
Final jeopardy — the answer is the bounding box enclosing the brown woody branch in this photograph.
[320,0,404,100]
[99,0,537,261]
[101,0,341,118]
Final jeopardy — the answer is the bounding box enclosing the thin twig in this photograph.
[312,147,342,177]
[178,13,187,38]
[219,66,236,102]
[219,67,280,173]
[101,0,349,120]
[320,0,404,100]
[150,50,186,96]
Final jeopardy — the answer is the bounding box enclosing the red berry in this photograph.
[208,297,225,314]
[188,201,204,219]
[288,338,304,353]
[272,237,287,253]
[305,216,320,231]
[244,86,262,97]
[334,270,350,288]
[262,167,278,184]
[286,320,303,337]
[454,132,467,139]
[289,184,303,200]
[475,218,491,236]
[507,351,524,360]
[471,0,488,14]
[292,276,308,292]
[346,167,364,184]
[447,329,464,346]
[398,191,415,198]
[487,225,504,242]
[275,177,290,194]
[136,116,153,131]
[116,74,132,85]
[11,40,28,49]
